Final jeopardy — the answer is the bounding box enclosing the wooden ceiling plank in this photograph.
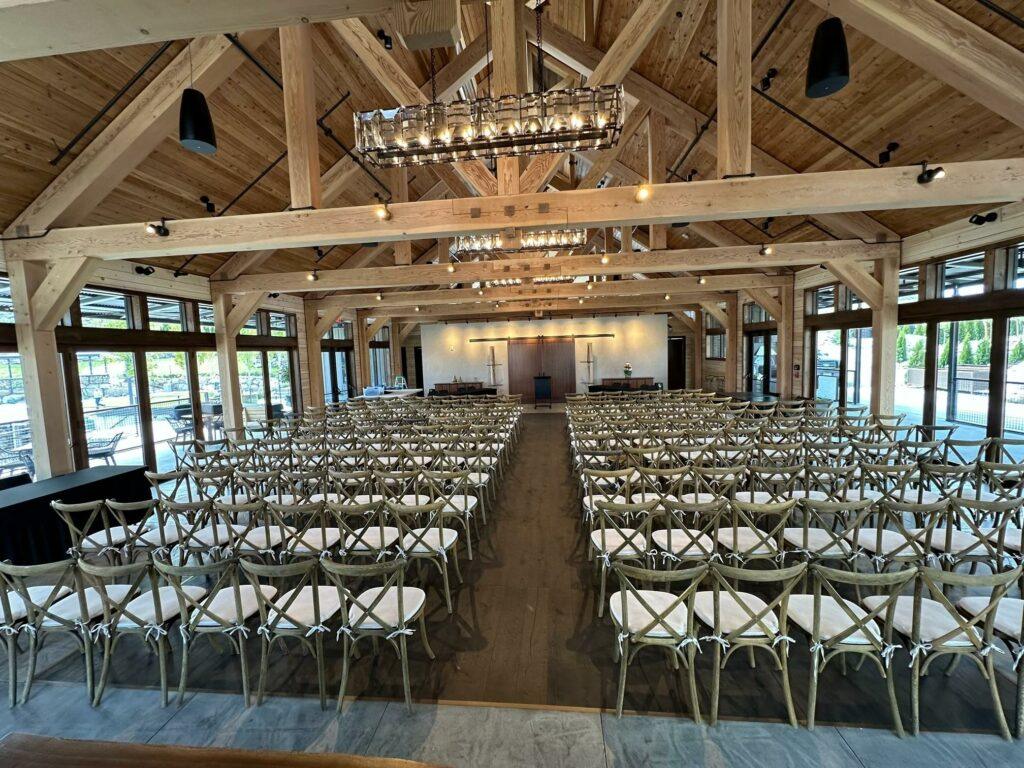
[212,240,892,295]
[6,30,274,234]
[809,0,1024,131]
[715,0,751,178]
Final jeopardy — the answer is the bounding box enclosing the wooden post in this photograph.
[870,257,899,415]
[693,307,704,390]
[352,309,372,391]
[303,299,324,406]
[388,319,403,385]
[725,294,740,392]
[7,258,74,478]
[646,111,667,249]
[492,0,527,197]
[393,0,461,50]
[777,284,794,399]
[280,25,322,210]
[213,293,244,431]
[392,168,412,265]
[716,0,751,178]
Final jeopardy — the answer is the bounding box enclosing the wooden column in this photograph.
[213,293,244,431]
[392,168,412,265]
[7,258,74,478]
[871,257,899,415]
[492,0,527,196]
[778,284,794,399]
[352,310,372,391]
[693,307,704,390]
[716,0,751,178]
[280,25,322,210]
[725,294,740,392]
[388,319,404,385]
[303,299,324,406]
[646,111,667,249]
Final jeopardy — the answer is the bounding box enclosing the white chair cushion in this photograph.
[442,495,478,514]
[82,526,132,549]
[1,585,71,624]
[845,528,921,555]
[790,489,833,502]
[693,591,779,637]
[351,494,386,505]
[782,528,849,557]
[137,525,182,547]
[289,528,343,553]
[349,586,426,630]
[907,526,990,556]
[582,494,628,514]
[787,594,881,644]
[589,529,646,558]
[237,526,292,552]
[345,526,401,551]
[734,491,786,504]
[197,585,277,627]
[189,524,249,547]
[402,527,459,553]
[651,528,714,556]
[677,492,726,505]
[862,595,978,646]
[715,527,777,555]
[115,586,206,629]
[268,586,342,630]
[609,589,691,637]
[466,472,491,486]
[957,596,1023,641]
[628,492,680,507]
[43,585,133,627]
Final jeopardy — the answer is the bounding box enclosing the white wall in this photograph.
[420,314,669,393]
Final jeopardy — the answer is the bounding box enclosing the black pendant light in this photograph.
[805,17,850,99]
[178,42,217,154]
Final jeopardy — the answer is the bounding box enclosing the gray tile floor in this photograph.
[0,680,1020,768]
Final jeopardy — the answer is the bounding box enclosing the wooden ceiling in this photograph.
[1,0,1022,279]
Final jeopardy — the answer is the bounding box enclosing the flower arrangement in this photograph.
[623,362,633,378]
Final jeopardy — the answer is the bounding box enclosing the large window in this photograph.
[895,323,927,424]
[77,351,144,467]
[79,288,131,329]
[845,328,872,407]
[941,252,986,297]
[1003,315,1024,459]
[935,319,992,441]
[145,351,191,471]
[147,297,185,332]
[267,351,295,416]
[814,329,841,403]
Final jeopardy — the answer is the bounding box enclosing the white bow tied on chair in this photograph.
[700,634,730,652]
[143,623,168,642]
[223,623,251,640]
[386,627,415,641]
[305,623,330,638]
[907,642,932,667]
[880,642,902,669]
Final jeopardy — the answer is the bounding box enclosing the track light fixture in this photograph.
[969,211,999,226]
[759,67,779,92]
[374,194,392,221]
[376,29,393,50]
[447,260,456,273]
[586,282,593,291]
[759,244,774,256]
[878,142,899,166]
[917,161,945,184]
[664,294,671,301]
[145,218,169,237]
[698,276,706,285]
[761,217,775,233]
[375,293,383,301]
[600,254,610,265]
[578,297,585,305]
[414,306,421,312]
[268,293,280,299]
[478,289,484,296]
[307,269,319,282]
[806,17,850,99]
[179,42,217,154]
[634,183,652,202]
[199,195,215,214]
[134,265,155,276]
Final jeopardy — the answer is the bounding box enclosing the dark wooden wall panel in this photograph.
[507,338,576,402]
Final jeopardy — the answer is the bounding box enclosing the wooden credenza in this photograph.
[433,381,483,393]
[601,377,655,389]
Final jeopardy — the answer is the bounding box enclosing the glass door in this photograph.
[144,351,192,472]
[745,332,778,397]
[935,319,992,442]
[1003,315,1024,460]
[237,351,266,423]
[76,351,144,467]
[814,329,841,403]
[845,328,873,407]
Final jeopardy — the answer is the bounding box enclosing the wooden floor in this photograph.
[24,414,1023,733]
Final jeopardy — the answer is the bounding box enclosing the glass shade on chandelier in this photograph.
[354,85,624,167]
[453,228,588,259]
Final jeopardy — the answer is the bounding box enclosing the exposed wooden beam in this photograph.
[809,0,1024,131]
[366,316,389,339]
[670,310,697,333]
[493,0,527,196]
[725,293,739,392]
[871,256,899,414]
[394,0,461,50]
[5,31,274,234]
[217,240,889,295]
[226,292,269,337]
[29,257,101,332]
[18,160,1020,263]
[369,292,729,318]
[742,286,783,321]
[902,200,1024,266]
[399,322,420,343]
[0,0,408,61]
[392,169,413,265]
[716,0,751,177]
[534,19,899,243]
[315,273,790,312]
[698,300,728,327]
[647,111,668,249]
[433,34,491,101]
[280,25,322,210]
[518,0,677,193]
[826,259,884,310]
[331,19,497,197]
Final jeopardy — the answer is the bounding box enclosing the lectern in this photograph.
[533,375,552,409]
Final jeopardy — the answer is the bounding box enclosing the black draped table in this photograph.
[0,465,150,565]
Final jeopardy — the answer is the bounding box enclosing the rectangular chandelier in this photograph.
[454,228,588,259]
[353,85,624,167]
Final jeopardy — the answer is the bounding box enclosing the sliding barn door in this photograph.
[507,338,577,402]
